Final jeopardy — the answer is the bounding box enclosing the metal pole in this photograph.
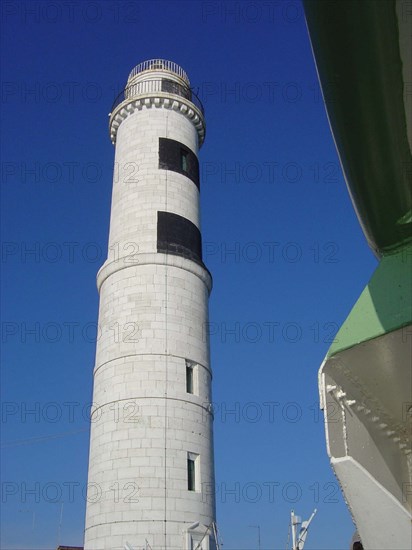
[290,511,296,550]
[58,502,64,546]
[249,525,261,550]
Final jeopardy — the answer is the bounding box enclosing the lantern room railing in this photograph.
[111,78,204,114]
[128,59,190,84]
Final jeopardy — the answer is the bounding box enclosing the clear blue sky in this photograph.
[1,1,378,548]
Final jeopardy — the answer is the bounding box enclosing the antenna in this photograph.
[57,502,64,546]
[290,509,317,550]
[249,525,261,550]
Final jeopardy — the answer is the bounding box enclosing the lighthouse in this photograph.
[84,60,216,549]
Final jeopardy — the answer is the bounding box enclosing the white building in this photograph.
[84,60,216,550]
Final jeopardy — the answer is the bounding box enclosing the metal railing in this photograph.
[128,59,189,84]
[111,79,204,115]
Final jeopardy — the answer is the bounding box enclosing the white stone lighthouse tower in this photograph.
[84,60,216,550]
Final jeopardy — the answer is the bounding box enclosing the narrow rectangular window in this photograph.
[187,458,195,491]
[186,365,194,394]
[187,452,199,492]
[181,149,188,172]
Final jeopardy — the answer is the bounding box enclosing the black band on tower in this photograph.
[159,137,200,189]
[157,211,202,263]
